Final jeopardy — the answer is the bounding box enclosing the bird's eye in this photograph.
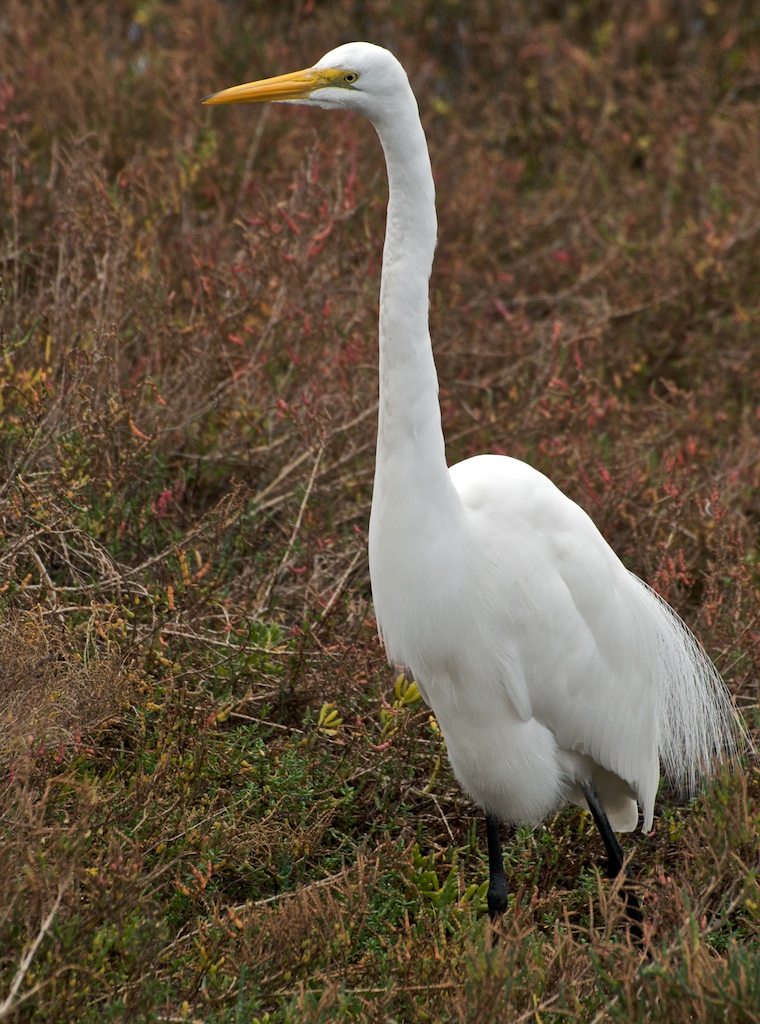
[343,71,359,85]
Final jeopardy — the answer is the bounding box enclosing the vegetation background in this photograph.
[1,0,758,1020]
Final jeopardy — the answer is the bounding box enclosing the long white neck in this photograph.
[369,96,451,505]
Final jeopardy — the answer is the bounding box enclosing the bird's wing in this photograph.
[539,521,661,811]
[451,455,660,809]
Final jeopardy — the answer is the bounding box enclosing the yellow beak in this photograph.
[202,67,340,106]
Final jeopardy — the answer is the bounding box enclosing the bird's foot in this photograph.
[621,883,644,944]
[487,873,509,922]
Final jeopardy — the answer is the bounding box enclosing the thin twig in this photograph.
[0,877,69,1020]
[240,867,349,912]
[317,547,365,623]
[253,444,324,617]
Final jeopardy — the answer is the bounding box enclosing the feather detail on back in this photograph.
[632,574,746,807]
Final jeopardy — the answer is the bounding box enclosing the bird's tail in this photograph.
[632,574,750,801]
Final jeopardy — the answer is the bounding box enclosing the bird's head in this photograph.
[202,42,409,121]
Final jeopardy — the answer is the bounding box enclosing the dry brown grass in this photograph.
[0,612,136,767]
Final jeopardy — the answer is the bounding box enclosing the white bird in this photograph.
[203,43,744,927]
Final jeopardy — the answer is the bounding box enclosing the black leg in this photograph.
[485,811,509,921]
[580,780,643,938]
[580,780,626,879]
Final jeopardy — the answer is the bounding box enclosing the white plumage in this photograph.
[204,42,744,915]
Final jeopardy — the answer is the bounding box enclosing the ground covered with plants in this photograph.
[1,1,759,1020]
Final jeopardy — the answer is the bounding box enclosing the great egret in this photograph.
[203,43,744,928]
